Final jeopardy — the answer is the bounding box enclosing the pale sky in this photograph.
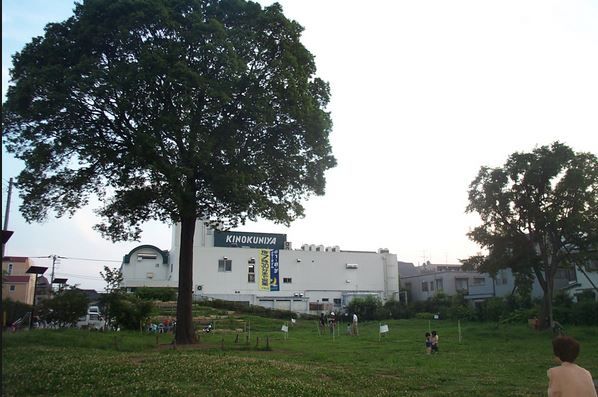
[3,0,598,291]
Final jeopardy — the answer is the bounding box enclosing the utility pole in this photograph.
[50,255,65,286]
[2,177,14,258]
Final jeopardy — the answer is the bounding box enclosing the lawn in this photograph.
[3,317,597,396]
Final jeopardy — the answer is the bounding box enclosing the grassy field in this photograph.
[3,316,597,396]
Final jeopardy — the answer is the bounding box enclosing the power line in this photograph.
[55,272,104,280]
[29,255,120,263]
[65,256,121,263]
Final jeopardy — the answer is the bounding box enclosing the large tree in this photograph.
[463,142,598,329]
[2,0,335,344]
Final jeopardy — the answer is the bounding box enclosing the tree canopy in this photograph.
[3,0,335,343]
[39,287,90,326]
[463,142,598,328]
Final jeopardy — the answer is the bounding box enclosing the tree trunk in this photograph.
[175,216,197,344]
[539,272,554,330]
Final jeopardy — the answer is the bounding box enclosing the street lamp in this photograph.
[52,278,68,294]
[26,266,48,329]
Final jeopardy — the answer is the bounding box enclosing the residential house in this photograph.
[2,256,38,305]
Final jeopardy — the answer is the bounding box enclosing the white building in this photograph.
[121,221,399,314]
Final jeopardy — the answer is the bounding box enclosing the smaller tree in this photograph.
[347,295,383,321]
[99,266,124,329]
[100,266,123,293]
[464,142,598,329]
[39,287,89,326]
[108,294,154,330]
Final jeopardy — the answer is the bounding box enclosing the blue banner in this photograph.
[270,249,279,291]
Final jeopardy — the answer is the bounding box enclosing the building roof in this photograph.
[2,256,29,262]
[4,275,31,283]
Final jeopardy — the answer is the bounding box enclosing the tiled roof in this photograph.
[2,256,29,262]
[4,275,31,283]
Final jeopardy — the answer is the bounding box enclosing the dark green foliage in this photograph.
[100,266,123,293]
[3,0,335,345]
[476,297,507,322]
[383,299,412,319]
[38,288,89,325]
[107,293,154,330]
[2,298,32,325]
[463,142,598,328]
[198,299,315,320]
[134,287,177,302]
[346,295,384,321]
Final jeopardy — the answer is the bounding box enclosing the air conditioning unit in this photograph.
[301,244,309,251]
[332,245,340,252]
[309,244,316,251]
[316,245,324,252]
[378,248,390,254]
[346,263,358,269]
[325,247,332,252]
[285,241,293,250]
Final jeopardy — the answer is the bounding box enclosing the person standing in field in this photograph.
[547,336,597,397]
[352,313,359,336]
[425,332,432,354]
[431,330,439,353]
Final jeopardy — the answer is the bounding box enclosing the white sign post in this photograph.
[379,323,389,341]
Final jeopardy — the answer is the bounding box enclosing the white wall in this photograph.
[122,221,400,313]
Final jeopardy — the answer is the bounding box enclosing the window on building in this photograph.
[283,277,292,283]
[430,281,434,291]
[9,285,15,291]
[247,262,255,283]
[435,279,443,291]
[473,277,485,286]
[218,259,232,272]
[555,268,576,282]
[455,278,469,292]
[422,281,428,292]
[496,270,508,285]
[8,263,13,275]
[586,259,598,271]
[405,282,412,291]
[321,298,329,302]
[333,298,341,305]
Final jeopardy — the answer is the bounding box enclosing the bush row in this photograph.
[346,292,598,325]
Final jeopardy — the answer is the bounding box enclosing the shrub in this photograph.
[570,301,598,326]
[447,305,476,321]
[113,295,153,330]
[38,288,89,326]
[101,292,154,330]
[2,298,32,325]
[499,308,537,324]
[347,295,383,321]
[477,297,507,322]
[135,287,177,302]
[384,300,412,319]
[415,312,434,320]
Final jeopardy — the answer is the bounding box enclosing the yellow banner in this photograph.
[258,249,270,291]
